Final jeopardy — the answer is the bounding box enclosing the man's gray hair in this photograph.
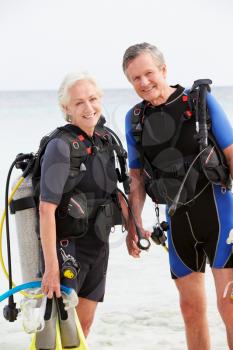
[58,72,102,122]
[122,42,166,75]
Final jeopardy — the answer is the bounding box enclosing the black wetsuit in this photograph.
[40,124,118,301]
[125,85,233,278]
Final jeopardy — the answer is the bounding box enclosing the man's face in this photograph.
[126,53,167,105]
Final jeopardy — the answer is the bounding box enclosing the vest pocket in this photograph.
[94,203,114,242]
[56,191,88,238]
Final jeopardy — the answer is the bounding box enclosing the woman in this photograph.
[39,72,128,337]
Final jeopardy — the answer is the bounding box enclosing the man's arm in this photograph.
[128,169,146,227]
[223,144,233,179]
[126,168,148,258]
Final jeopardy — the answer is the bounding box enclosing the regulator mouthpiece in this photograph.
[137,237,151,250]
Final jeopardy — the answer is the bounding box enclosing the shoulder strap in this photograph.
[58,126,91,156]
[32,128,63,179]
[32,126,91,180]
[131,101,147,141]
[95,124,131,194]
[131,101,148,168]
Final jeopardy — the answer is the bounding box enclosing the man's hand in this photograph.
[126,227,151,257]
[126,232,141,258]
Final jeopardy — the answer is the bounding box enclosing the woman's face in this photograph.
[66,80,102,135]
[126,53,168,106]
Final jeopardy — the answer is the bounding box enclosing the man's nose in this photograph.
[140,76,149,88]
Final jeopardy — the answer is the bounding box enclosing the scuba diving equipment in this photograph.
[104,125,131,194]
[7,119,130,280]
[20,291,47,334]
[151,204,168,252]
[60,247,81,281]
[0,281,87,350]
[151,223,168,246]
[169,79,231,215]
[227,229,233,245]
[3,153,35,322]
[10,175,40,282]
[97,116,131,194]
[1,117,131,299]
[224,233,233,300]
[117,188,151,250]
[0,118,131,347]
[61,288,79,311]
[33,297,58,350]
[59,244,81,293]
[57,296,80,349]
[131,79,231,210]
[0,281,72,303]
[29,294,88,350]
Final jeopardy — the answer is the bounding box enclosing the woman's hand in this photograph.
[42,263,61,299]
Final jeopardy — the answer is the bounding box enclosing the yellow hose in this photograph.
[0,176,43,299]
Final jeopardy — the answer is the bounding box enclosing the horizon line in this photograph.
[1,85,233,93]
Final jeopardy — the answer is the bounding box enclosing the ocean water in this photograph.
[0,87,233,349]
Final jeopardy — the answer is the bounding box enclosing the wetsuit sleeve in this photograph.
[125,108,142,169]
[40,138,70,205]
[207,93,233,149]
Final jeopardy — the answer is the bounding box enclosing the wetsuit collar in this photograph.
[165,85,185,105]
[146,84,185,108]
[64,123,96,141]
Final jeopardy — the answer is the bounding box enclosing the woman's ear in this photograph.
[161,64,167,79]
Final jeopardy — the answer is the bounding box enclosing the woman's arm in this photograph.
[39,138,70,298]
[39,200,61,298]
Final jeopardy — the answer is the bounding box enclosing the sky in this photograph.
[0,0,233,90]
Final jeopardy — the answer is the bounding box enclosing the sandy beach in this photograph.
[0,199,229,349]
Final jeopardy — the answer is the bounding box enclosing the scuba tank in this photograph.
[10,175,40,282]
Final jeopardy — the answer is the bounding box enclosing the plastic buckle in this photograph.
[134,108,141,116]
[72,141,80,149]
[60,239,69,247]
[221,186,227,194]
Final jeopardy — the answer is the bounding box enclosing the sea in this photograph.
[0,87,233,349]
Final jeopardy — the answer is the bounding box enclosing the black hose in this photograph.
[104,126,124,148]
[117,188,150,250]
[5,160,17,300]
[198,85,208,148]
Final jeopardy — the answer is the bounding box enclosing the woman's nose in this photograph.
[83,101,94,113]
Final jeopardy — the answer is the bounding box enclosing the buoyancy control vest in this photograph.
[131,80,231,207]
[11,118,130,240]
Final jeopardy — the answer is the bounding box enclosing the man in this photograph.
[123,42,233,349]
